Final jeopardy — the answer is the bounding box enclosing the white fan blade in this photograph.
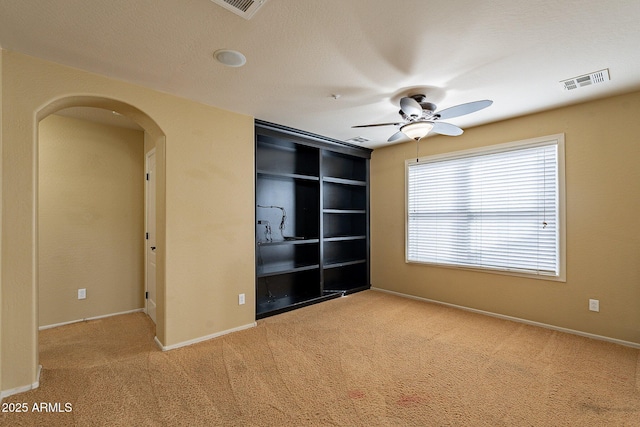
[431,122,463,136]
[436,100,493,120]
[388,131,410,142]
[400,97,422,117]
[352,122,401,128]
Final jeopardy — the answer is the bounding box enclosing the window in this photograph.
[406,134,565,280]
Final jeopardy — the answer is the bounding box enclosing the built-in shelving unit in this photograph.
[255,120,371,319]
[321,150,369,294]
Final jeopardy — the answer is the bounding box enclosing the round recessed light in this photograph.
[214,49,247,67]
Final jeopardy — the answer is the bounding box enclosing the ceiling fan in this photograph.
[353,94,493,142]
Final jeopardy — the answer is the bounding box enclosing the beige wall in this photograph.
[38,114,145,327]
[371,90,640,345]
[144,131,156,154]
[0,46,3,394]
[1,50,255,393]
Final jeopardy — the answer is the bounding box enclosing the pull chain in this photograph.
[542,149,547,229]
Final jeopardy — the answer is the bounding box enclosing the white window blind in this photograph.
[407,136,563,277]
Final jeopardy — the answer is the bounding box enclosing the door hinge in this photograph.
[146,173,149,181]
[145,291,148,299]
[145,232,149,240]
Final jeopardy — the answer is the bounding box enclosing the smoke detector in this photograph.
[210,0,268,20]
[214,49,247,67]
[560,69,610,91]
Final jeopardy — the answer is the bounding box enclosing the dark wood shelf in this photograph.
[324,238,366,266]
[256,133,319,177]
[323,263,368,293]
[257,170,319,181]
[324,284,370,295]
[321,149,367,181]
[324,235,366,242]
[257,263,319,278]
[255,120,371,319]
[322,176,366,186]
[323,209,366,214]
[323,259,367,269]
[256,292,342,319]
[257,238,320,246]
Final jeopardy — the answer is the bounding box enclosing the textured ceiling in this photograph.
[1,0,639,148]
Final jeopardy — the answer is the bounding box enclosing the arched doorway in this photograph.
[35,96,166,364]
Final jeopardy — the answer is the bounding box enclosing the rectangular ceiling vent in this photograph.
[210,0,267,20]
[560,69,610,91]
[346,136,371,144]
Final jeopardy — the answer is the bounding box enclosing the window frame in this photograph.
[405,134,566,281]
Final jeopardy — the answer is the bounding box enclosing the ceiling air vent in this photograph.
[560,69,610,91]
[346,136,370,144]
[210,0,267,19]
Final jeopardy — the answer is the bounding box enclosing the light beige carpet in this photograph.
[2,290,639,426]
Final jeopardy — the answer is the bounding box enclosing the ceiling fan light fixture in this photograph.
[400,121,434,140]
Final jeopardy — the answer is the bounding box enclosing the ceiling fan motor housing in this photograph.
[409,95,437,115]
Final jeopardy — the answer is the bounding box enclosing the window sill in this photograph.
[405,259,566,282]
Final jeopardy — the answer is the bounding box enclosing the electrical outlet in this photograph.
[589,299,599,312]
[238,293,245,305]
[78,288,86,300]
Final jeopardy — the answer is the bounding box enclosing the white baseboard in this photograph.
[155,322,257,352]
[371,287,640,349]
[39,308,145,331]
[1,365,42,401]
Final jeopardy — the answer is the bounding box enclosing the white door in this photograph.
[145,149,157,324]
